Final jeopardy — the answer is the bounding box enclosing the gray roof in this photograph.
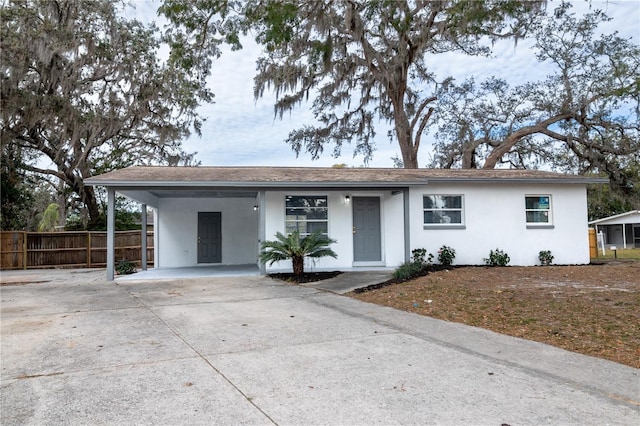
[85,166,608,188]
[588,210,640,225]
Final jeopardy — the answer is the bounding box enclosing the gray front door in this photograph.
[353,197,381,262]
[198,212,221,263]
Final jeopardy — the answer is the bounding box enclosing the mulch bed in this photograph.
[268,271,342,283]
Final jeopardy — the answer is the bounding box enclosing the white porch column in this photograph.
[153,208,159,267]
[403,188,411,263]
[141,203,148,270]
[622,224,627,249]
[106,187,115,281]
[258,190,266,274]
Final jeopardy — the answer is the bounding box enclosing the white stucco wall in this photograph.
[156,197,259,267]
[263,190,405,272]
[153,182,589,270]
[409,183,590,266]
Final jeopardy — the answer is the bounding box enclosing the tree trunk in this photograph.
[82,185,101,229]
[483,115,572,169]
[85,197,101,228]
[461,141,480,169]
[392,96,419,169]
[399,135,419,169]
[292,256,304,277]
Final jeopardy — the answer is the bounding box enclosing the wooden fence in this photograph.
[0,231,154,270]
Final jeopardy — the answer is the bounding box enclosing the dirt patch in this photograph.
[1,268,105,286]
[0,276,50,286]
[349,262,640,368]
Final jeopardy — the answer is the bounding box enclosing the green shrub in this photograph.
[411,248,433,265]
[392,261,425,281]
[484,249,510,266]
[116,259,136,275]
[437,245,456,266]
[538,250,554,266]
[411,248,426,264]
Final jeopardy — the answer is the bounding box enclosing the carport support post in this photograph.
[141,203,147,270]
[258,190,266,274]
[403,188,411,263]
[107,187,115,281]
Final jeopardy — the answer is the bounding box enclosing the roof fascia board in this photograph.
[85,177,607,188]
[588,210,640,224]
[424,177,609,184]
[103,185,412,193]
[85,181,421,188]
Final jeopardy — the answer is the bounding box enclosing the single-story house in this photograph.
[85,166,606,280]
[589,210,640,249]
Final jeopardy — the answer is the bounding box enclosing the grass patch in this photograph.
[592,247,640,260]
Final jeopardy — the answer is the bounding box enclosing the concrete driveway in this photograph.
[1,271,638,425]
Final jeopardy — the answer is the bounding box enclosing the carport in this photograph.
[86,168,269,281]
[589,210,640,249]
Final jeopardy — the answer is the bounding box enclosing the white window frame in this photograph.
[423,194,465,229]
[525,194,553,228]
[285,195,329,237]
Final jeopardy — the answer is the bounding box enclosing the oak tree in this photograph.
[1,0,208,227]
[160,0,543,168]
[431,3,640,193]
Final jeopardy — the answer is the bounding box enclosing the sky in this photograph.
[132,0,640,169]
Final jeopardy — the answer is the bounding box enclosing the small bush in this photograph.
[437,245,456,266]
[411,248,426,264]
[485,249,510,267]
[538,250,554,266]
[391,248,433,282]
[116,259,136,275]
[411,248,433,265]
[392,261,425,282]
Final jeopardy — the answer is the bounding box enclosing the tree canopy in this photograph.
[160,0,544,168]
[1,0,208,228]
[431,3,640,194]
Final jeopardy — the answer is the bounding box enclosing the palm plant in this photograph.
[259,230,337,277]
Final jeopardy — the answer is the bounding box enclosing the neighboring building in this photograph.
[589,210,640,249]
[85,166,606,280]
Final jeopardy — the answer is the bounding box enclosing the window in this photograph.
[423,195,464,226]
[285,195,328,237]
[525,195,552,225]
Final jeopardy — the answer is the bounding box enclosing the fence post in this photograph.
[22,231,27,270]
[87,232,91,268]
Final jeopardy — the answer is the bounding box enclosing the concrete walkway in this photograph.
[300,270,392,294]
[1,272,638,425]
[114,267,392,293]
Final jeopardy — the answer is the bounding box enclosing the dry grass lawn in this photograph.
[349,261,640,368]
